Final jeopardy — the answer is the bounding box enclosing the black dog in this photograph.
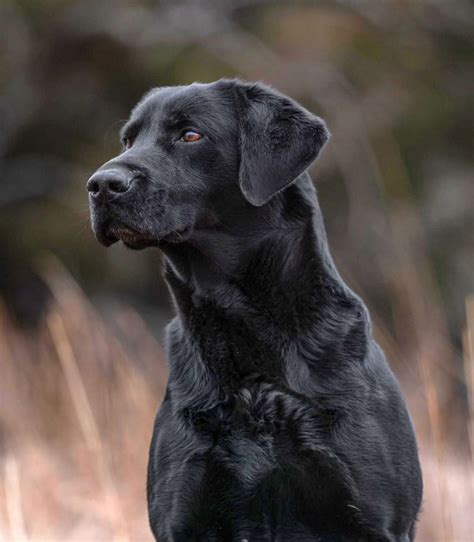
[88,79,422,541]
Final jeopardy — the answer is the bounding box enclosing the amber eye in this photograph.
[181,130,202,142]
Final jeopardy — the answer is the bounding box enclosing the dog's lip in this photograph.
[93,218,146,247]
[102,234,119,247]
[94,225,119,247]
[111,225,144,243]
[108,224,160,250]
[94,217,194,248]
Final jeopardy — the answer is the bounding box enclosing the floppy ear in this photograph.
[235,82,330,206]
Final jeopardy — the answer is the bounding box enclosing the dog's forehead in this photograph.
[130,83,232,127]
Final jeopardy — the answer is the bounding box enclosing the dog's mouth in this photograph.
[90,198,198,249]
[105,224,155,249]
[112,226,144,243]
[95,220,194,249]
[91,216,151,248]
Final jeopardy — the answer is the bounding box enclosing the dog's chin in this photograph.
[94,228,119,247]
[94,222,193,250]
[109,226,155,250]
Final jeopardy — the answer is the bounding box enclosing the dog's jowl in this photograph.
[88,79,422,541]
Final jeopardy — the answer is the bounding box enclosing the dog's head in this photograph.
[87,79,329,249]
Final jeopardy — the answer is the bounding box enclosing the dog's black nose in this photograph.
[87,170,129,196]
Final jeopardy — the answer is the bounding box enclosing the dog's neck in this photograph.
[162,174,343,306]
[160,173,369,385]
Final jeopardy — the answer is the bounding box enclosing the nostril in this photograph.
[87,179,100,193]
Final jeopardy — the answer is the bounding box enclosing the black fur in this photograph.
[88,79,422,541]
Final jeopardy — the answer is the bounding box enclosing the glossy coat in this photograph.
[88,80,423,541]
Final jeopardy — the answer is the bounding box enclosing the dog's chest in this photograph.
[160,324,364,540]
[167,308,290,416]
[186,381,335,482]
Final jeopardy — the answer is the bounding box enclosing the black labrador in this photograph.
[87,79,422,541]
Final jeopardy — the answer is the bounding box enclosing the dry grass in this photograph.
[0,262,472,541]
[0,261,165,541]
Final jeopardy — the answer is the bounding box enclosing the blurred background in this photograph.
[0,1,472,540]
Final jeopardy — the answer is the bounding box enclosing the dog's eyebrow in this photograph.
[163,113,195,131]
[120,120,142,141]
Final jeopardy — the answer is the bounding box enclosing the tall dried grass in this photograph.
[0,259,166,541]
[0,261,472,541]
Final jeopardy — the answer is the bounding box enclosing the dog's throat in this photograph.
[188,297,284,382]
[163,223,368,392]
